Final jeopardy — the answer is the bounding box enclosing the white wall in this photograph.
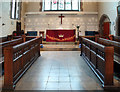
[25,2,40,12]
[83,2,98,12]
[98,2,118,35]
[0,2,2,37]
[1,1,17,37]
[25,14,98,37]
[21,2,27,30]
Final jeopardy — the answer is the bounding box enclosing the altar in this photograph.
[46,29,76,42]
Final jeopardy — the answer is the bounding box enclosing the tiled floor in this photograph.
[15,51,103,90]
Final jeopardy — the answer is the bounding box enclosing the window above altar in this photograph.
[43,0,81,11]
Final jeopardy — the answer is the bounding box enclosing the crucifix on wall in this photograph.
[59,14,65,24]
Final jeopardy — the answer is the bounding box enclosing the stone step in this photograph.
[42,41,79,45]
[41,48,81,51]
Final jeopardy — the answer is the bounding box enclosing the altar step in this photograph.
[41,44,81,51]
[41,48,81,51]
[42,41,79,45]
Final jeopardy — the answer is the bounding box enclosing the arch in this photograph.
[99,14,111,36]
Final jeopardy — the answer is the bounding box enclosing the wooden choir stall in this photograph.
[80,37,114,88]
[80,35,120,89]
[0,35,42,90]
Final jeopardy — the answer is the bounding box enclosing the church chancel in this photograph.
[1,0,120,91]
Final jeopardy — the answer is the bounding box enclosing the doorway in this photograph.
[99,14,111,36]
[103,22,110,36]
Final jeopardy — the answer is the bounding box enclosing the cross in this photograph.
[59,14,65,24]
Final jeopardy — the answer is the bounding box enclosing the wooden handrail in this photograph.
[3,37,41,90]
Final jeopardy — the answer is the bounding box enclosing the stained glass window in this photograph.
[58,0,64,10]
[65,0,71,10]
[44,0,80,11]
[52,0,58,10]
[72,0,78,10]
[11,0,16,19]
[44,0,51,10]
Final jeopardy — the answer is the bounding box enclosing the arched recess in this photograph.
[99,14,111,36]
[115,16,120,36]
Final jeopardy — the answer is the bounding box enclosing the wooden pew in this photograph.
[26,36,42,44]
[0,37,8,42]
[112,36,120,42]
[13,36,22,39]
[0,35,42,76]
[79,35,117,43]
[0,35,13,42]
[13,35,42,44]
[79,36,95,44]
[96,37,120,73]
[80,37,114,87]
[0,38,24,76]
[3,37,41,90]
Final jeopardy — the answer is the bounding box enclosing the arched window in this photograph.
[10,0,21,20]
[43,0,81,11]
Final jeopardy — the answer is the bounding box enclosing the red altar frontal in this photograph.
[46,29,76,42]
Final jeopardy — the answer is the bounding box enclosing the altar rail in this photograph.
[80,37,114,87]
[3,38,41,90]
